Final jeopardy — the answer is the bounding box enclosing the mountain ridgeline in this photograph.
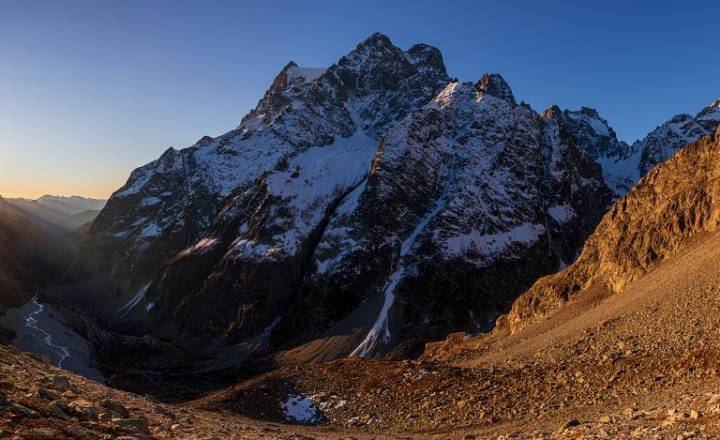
[85,33,720,359]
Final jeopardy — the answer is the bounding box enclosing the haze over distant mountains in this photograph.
[2,194,106,234]
[0,198,72,311]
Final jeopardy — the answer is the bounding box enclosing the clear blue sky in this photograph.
[1,0,718,198]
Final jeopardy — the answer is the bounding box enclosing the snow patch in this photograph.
[118,284,150,318]
[140,223,161,238]
[567,111,610,136]
[596,150,641,196]
[282,394,320,423]
[445,223,546,258]
[141,197,161,206]
[253,130,377,258]
[547,204,575,223]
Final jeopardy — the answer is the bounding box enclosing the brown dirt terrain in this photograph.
[0,344,373,439]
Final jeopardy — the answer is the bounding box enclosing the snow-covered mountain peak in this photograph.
[475,73,516,105]
[538,105,633,196]
[576,106,601,118]
[90,33,451,307]
[542,106,627,159]
[697,98,720,122]
[88,31,716,361]
[564,108,615,138]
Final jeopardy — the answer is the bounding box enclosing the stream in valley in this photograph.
[1,294,104,382]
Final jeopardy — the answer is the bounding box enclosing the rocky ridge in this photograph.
[502,124,720,333]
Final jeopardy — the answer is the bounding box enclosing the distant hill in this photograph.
[36,194,106,216]
[4,195,105,234]
[0,198,72,308]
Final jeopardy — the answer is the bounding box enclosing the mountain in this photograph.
[271,78,613,358]
[85,34,627,359]
[5,195,105,234]
[6,33,720,440]
[87,33,450,298]
[593,99,720,195]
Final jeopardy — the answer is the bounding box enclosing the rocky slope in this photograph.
[86,34,627,359]
[0,343,370,440]
[500,124,720,333]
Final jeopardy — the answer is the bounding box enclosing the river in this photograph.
[0,294,104,382]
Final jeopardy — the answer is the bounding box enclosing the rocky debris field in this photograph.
[0,344,372,439]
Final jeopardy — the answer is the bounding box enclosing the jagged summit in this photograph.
[475,73,516,104]
[358,31,393,48]
[88,33,452,331]
[577,106,600,118]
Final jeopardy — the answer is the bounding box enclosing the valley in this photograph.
[1,30,720,439]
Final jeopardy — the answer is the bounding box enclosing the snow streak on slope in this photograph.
[232,130,378,260]
[350,202,444,357]
[118,283,150,318]
[444,223,547,257]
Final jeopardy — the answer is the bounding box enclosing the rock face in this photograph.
[87,33,716,359]
[273,78,612,357]
[504,125,720,333]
